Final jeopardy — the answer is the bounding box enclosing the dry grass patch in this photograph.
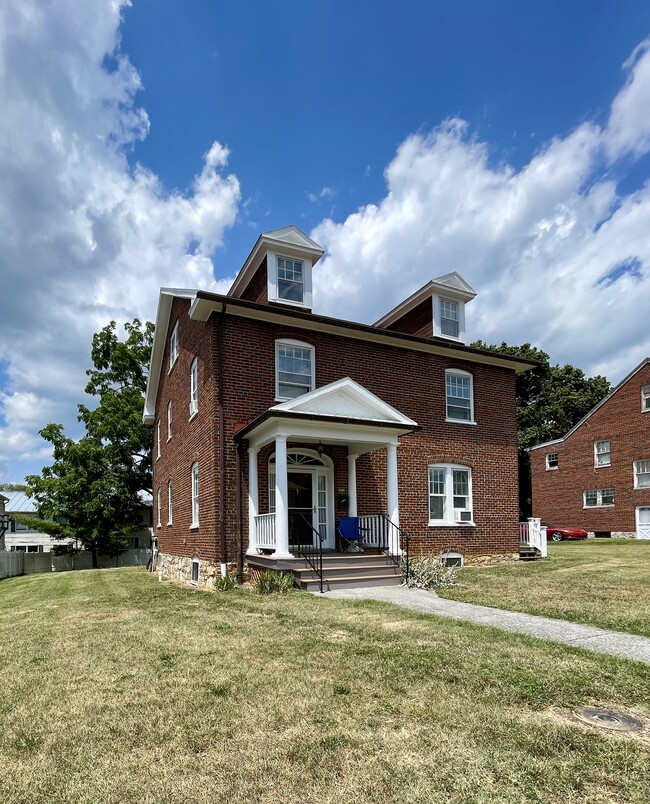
[440,539,650,636]
[0,568,649,803]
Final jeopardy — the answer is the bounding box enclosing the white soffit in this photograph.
[271,377,418,426]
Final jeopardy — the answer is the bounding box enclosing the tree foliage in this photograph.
[472,342,611,516]
[26,320,154,566]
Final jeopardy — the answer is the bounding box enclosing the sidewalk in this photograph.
[322,586,650,664]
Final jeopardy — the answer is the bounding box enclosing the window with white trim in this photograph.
[594,440,611,467]
[634,460,650,489]
[167,401,172,441]
[445,370,474,422]
[275,340,315,400]
[190,357,198,417]
[169,321,178,370]
[546,452,559,470]
[167,480,173,524]
[191,557,199,586]
[428,465,473,525]
[157,487,161,528]
[191,462,199,527]
[277,257,304,303]
[440,298,459,338]
[156,420,161,459]
[584,488,614,507]
[642,385,650,412]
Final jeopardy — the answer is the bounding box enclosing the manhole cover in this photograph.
[575,707,644,732]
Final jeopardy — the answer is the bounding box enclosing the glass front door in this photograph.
[288,471,314,546]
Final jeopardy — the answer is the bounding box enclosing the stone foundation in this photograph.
[158,552,223,589]
[461,552,520,567]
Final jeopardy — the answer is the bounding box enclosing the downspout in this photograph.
[217,304,228,577]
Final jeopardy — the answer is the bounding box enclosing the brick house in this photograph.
[143,226,536,588]
[530,359,650,540]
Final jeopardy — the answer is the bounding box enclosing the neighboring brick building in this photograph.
[530,359,650,539]
[144,226,536,587]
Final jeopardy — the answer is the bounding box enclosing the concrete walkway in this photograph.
[322,586,650,665]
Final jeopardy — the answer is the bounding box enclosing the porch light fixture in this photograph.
[0,513,11,535]
[316,441,325,456]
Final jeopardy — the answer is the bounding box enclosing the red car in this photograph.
[542,523,589,542]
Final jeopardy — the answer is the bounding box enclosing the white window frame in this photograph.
[275,339,315,401]
[428,464,474,526]
[445,369,475,424]
[169,321,179,371]
[189,357,198,418]
[634,459,650,489]
[267,251,313,308]
[546,452,559,470]
[594,440,611,468]
[167,480,173,524]
[433,294,466,341]
[440,298,459,339]
[642,385,650,412]
[191,462,199,528]
[156,487,161,528]
[156,420,161,460]
[167,400,172,441]
[191,557,200,586]
[583,488,615,507]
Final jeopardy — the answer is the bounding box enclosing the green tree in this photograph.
[472,342,611,517]
[26,319,154,566]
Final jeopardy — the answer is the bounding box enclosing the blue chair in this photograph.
[337,517,366,553]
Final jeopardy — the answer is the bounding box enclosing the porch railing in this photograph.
[519,517,548,558]
[255,513,276,550]
[357,513,410,576]
[291,512,325,594]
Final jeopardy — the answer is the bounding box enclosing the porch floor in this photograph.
[247,551,403,592]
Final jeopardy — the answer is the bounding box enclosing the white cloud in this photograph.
[0,0,240,481]
[312,40,650,386]
[307,185,337,203]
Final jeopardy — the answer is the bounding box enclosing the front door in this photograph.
[288,471,314,546]
[636,507,650,540]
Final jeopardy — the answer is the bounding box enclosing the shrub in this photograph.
[403,555,459,590]
[214,573,236,591]
[254,570,296,594]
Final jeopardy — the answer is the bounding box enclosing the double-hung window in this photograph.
[157,487,162,528]
[594,440,611,467]
[169,321,178,370]
[277,257,304,303]
[440,298,459,338]
[167,480,173,524]
[546,452,559,470]
[167,401,172,440]
[428,465,473,525]
[191,462,199,527]
[190,357,198,417]
[634,460,650,489]
[584,488,614,507]
[156,421,161,459]
[445,370,474,422]
[276,340,315,400]
[642,385,650,412]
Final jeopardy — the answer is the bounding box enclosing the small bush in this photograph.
[215,573,236,591]
[254,570,296,594]
[403,555,459,590]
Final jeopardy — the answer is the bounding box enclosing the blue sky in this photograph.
[1,0,650,483]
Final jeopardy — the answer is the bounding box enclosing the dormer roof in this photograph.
[227,225,324,300]
[374,272,476,330]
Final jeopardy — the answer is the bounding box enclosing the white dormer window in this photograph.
[440,299,459,338]
[267,252,313,308]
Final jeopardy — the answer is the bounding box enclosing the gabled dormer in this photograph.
[373,272,476,344]
[227,225,324,312]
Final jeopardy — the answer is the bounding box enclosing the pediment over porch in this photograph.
[271,377,418,427]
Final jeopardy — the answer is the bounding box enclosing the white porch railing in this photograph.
[357,514,386,549]
[519,517,548,558]
[255,513,276,550]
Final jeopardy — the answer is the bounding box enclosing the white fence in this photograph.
[0,549,149,580]
[519,517,548,558]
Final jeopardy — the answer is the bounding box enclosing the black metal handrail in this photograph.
[290,511,325,593]
[377,513,411,580]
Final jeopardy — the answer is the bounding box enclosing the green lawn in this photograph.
[439,539,650,637]
[0,568,649,803]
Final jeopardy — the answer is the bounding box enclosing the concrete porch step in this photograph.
[294,562,401,581]
[299,572,403,592]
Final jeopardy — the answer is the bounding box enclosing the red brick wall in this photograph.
[154,304,521,564]
[531,363,650,533]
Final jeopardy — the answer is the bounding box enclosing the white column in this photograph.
[386,442,401,555]
[247,448,259,555]
[347,454,358,517]
[273,435,293,558]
